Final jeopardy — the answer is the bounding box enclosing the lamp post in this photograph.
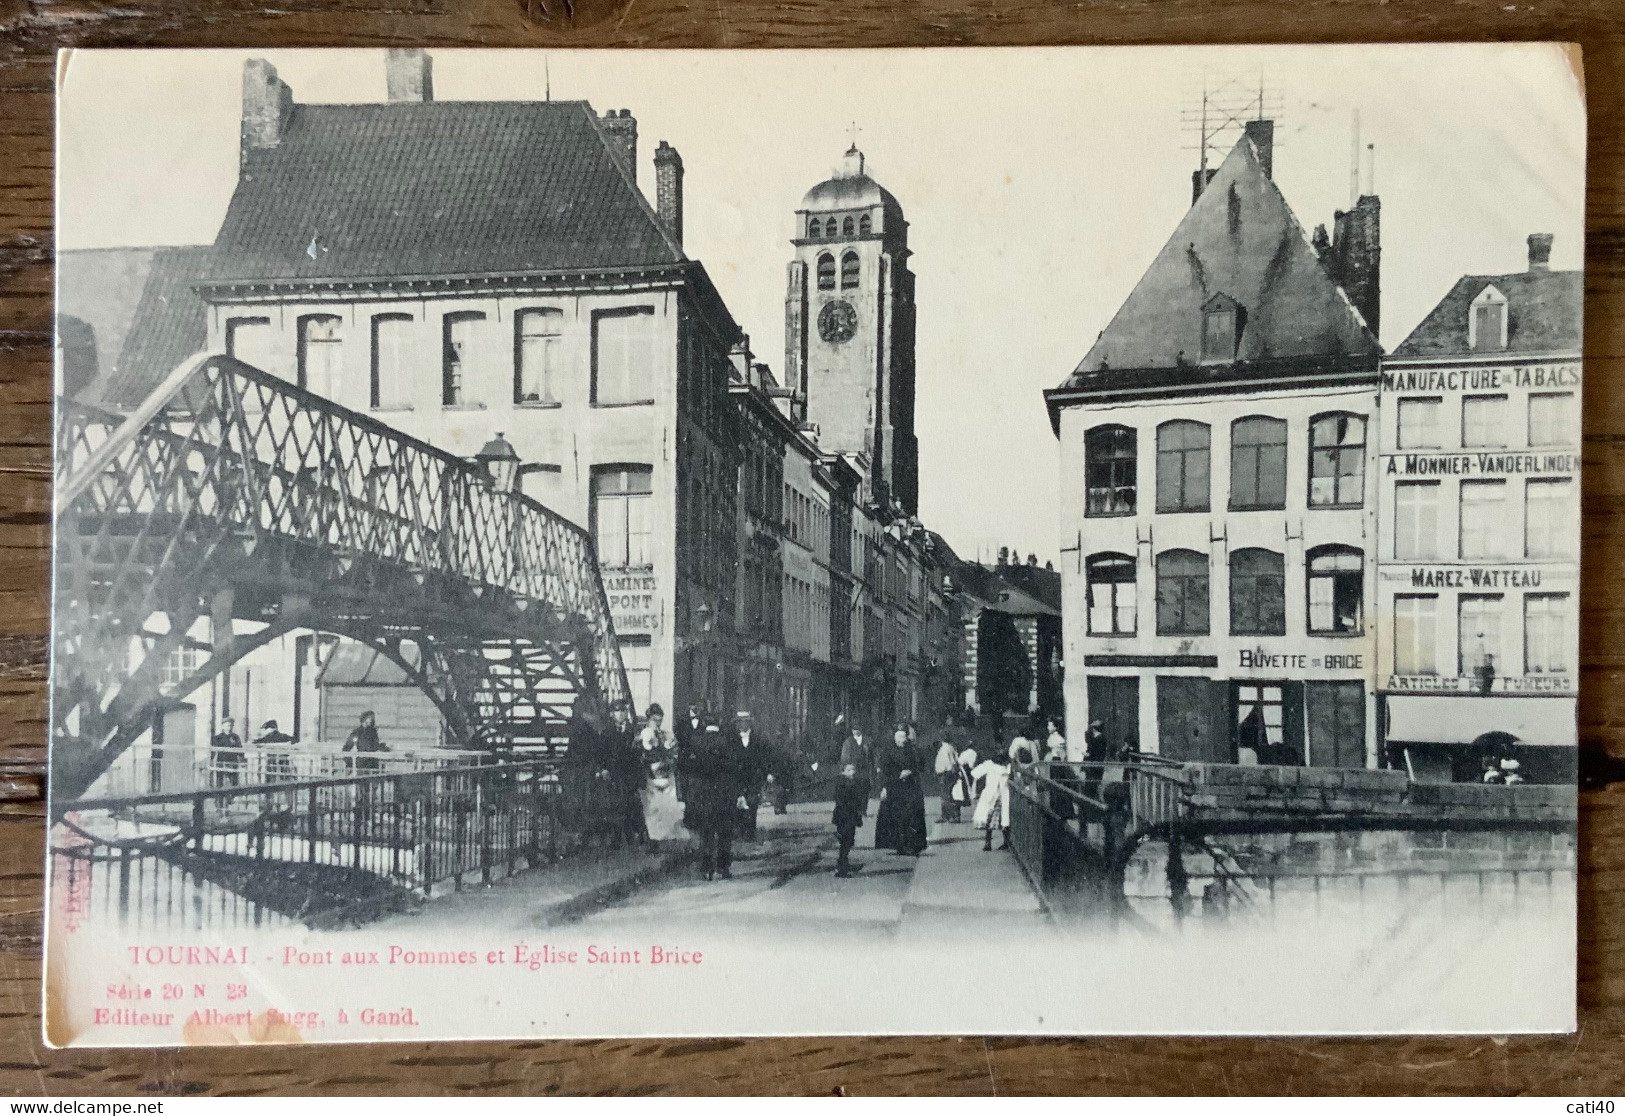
[473,432,521,494]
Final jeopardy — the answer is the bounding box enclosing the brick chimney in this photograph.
[1191,168,1217,206]
[1528,233,1554,271]
[1327,194,1382,337]
[385,48,434,103]
[241,58,294,166]
[654,141,684,248]
[599,109,637,178]
[1244,119,1274,180]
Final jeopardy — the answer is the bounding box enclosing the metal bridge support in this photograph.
[52,354,632,805]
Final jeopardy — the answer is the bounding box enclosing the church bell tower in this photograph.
[785,145,918,515]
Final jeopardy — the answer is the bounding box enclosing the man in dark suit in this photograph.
[838,720,873,816]
[680,716,746,881]
[733,711,776,841]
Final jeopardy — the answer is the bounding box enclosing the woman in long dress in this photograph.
[874,725,928,856]
[637,703,687,844]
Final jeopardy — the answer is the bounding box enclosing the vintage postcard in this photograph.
[47,44,1583,1044]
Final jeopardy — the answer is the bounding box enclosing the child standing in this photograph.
[972,753,1012,852]
[833,762,866,877]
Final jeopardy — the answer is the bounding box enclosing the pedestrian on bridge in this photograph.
[210,717,244,788]
[875,724,927,857]
[341,710,386,775]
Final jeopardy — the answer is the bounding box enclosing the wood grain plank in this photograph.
[1,1,1623,1093]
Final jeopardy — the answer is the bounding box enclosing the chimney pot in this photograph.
[654,141,685,248]
[1528,233,1554,271]
[241,58,294,165]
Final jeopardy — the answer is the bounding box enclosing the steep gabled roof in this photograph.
[1393,269,1582,358]
[211,100,685,283]
[61,246,213,411]
[1055,132,1380,393]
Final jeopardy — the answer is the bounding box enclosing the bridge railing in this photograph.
[54,759,573,929]
[1007,760,1190,912]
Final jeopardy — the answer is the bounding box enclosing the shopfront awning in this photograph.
[1385,694,1576,748]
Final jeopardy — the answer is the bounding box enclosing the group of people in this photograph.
[207,713,382,786]
[567,698,793,881]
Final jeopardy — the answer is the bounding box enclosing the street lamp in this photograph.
[474,432,521,494]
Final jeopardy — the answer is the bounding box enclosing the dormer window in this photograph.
[1469,284,1508,352]
[1200,293,1244,362]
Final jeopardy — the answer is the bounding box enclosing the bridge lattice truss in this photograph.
[52,353,631,803]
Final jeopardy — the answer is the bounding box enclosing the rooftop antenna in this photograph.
[1182,73,1284,179]
[544,55,551,101]
[1364,142,1376,196]
[1348,109,1361,206]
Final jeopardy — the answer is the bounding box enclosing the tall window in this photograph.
[1469,286,1508,352]
[620,635,653,713]
[1393,481,1440,560]
[591,307,655,406]
[859,214,872,235]
[1235,684,1286,760]
[370,313,412,409]
[1525,478,1577,559]
[1306,545,1363,635]
[1229,548,1285,636]
[808,216,823,239]
[816,253,836,291]
[1201,296,1242,362]
[591,465,653,568]
[842,216,855,237]
[840,251,860,290]
[1308,412,1366,507]
[1459,479,1507,559]
[1156,549,1209,635]
[824,218,838,238]
[1528,392,1574,447]
[442,311,485,406]
[225,316,274,371]
[297,315,342,396]
[1397,398,1441,449]
[1462,394,1508,448]
[1393,594,1438,675]
[515,308,563,405]
[1525,594,1571,674]
[1085,425,1136,516]
[1229,416,1287,510]
[1086,553,1136,636]
[1458,594,1503,677]
[1156,421,1210,513]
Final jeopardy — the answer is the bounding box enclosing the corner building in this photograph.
[1375,234,1582,780]
[1045,122,1384,766]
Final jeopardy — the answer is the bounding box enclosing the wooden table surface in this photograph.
[3,0,1625,1095]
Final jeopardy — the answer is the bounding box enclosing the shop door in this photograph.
[1233,681,1305,765]
[1306,681,1366,768]
[1157,676,1229,762]
[1086,675,1139,757]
